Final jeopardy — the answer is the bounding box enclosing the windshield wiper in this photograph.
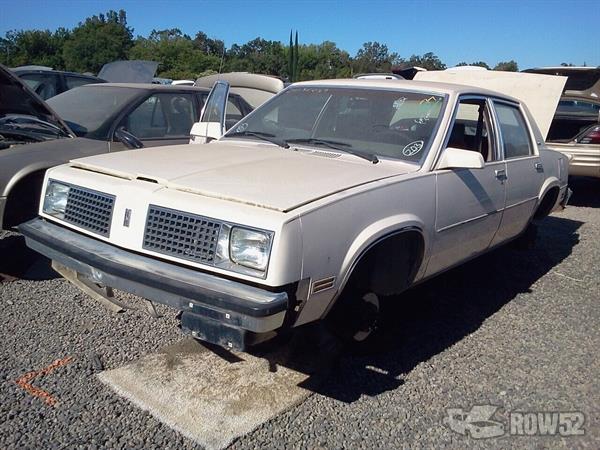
[225,130,289,148]
[0,115,70,138]
[0,128,46,143]
[286,138,379,164]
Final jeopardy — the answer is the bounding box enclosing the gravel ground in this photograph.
[1,177,599,449]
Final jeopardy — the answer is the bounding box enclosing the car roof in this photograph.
[82,83,210,92]
[292,78,520,101]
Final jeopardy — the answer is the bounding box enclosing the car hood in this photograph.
[97,60,159,83]
[0,64,73,136]
[70,141,412,212]
[415,69,567,140]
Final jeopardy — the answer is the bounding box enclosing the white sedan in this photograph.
[22,78,571,350]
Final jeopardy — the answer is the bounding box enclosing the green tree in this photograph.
[225,38,286,75]
[1,28,70,68]
[353,41,399,73]
[193,31,224,57]
[455,61,490,69]
[296,41,351,80]
[494,60,519,71]
[130,29,220,79]
[62,9,133,73]
[406,52,446,70]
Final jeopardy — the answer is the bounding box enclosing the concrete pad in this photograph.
[98,338,317,449]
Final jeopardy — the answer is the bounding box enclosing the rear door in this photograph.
[490,100,543,245]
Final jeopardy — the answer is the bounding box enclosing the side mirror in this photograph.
[438,147,485,170]
[190,80,230,144]
[114,127,143,149]
[189,122,222,144]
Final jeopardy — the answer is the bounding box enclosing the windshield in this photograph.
[223,86,445,164]
[47,86,140,139]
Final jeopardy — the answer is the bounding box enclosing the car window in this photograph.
[48,85,140,139]
[20,73,58,100]
[494,102,533,159]
[226,87,446,164]
[65,76,96,90]
[124,93,197,139]
[446,98,496,162]
[225,98,244,130]
[556,99,600,115]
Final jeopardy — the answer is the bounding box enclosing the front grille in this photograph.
[143,205,222,265]
[63,186,115,237]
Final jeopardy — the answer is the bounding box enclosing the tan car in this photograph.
[524,67,600,179]
[22,78,570,351]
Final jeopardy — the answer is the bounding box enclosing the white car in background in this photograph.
[22,77,570,350]
[190,72,284,143]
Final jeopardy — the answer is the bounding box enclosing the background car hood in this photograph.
[97,60,158,83]
[0,64,73,136]
[70,142,411,212]
[415,69,566,140]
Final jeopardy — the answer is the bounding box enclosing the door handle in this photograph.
[534,162,544,172]
[495,169,507,181]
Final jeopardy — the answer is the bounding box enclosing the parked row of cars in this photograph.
[0,65,283,229]
[2,62,576,351]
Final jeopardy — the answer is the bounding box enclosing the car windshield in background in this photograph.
[223,87,445,164]
[556,99,600,116]
[47,86,140,139]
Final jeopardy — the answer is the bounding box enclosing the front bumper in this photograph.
[20,218,290,350]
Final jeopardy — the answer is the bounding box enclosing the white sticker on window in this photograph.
[402,140,424,157]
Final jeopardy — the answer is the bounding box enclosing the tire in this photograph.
[325,288,382,349]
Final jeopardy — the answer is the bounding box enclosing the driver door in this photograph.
[426,96,507,276]
[189,80,229,144]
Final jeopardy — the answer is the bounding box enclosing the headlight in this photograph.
[214,224,274,277]
[230,227,272,271]
[42,180,70,219]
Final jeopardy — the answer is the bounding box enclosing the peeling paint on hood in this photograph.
[70,141,413,212]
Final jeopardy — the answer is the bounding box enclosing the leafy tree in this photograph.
[0,28,70,68]
[455,61,490,69]
[297,41,351,80]
[353,41,399,73]
[493,60,518,71]
[62,9,133,73]
[193,31,224,57]
[405,52,446,71]
[130,29,220,79]
[225,38,286,75]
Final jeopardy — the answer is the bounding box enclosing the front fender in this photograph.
[337,213,429,294]
[2,161,56,197]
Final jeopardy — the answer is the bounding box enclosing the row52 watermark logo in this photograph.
[444,405,585,439]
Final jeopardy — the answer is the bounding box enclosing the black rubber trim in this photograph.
[20,218,288,317]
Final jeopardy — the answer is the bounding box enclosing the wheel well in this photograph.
[534,186,559,220]
[345,229,425,297]
[3,170,47,229]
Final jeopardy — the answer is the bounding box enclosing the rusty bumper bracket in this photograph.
[52,261,160,318]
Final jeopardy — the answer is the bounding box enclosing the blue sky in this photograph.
[1,0,598,69]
